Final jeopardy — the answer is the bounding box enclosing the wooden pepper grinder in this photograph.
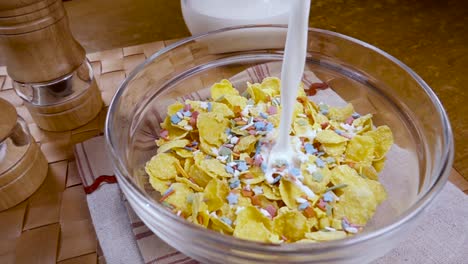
[0,98,48,211]
[0,0,102,131]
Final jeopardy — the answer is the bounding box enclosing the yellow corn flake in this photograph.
[302,165,331,195]
[157,139,190,154]
[174,148,193,159]
[312,112,329,126]
[165,183,193,215]
[233,206,280,243]
[145,153,180,180]
[245,77,281,103]
[260,77,281,96]
[199,158,232,178]
[175,175,203,192]
[352,114,373,134]
[167,102,184,116]
[365,125,394,160]
[191,193,210,227]
[272,208,309,242]
[219,203,236,220]
[222,94,248,110]
[305,231,347,241]
[293,102,305,122]
[307,217,319,230]
[237,195,253,207]
[322,142,347,156]
[316,130,348,144]
[345,135,375,166]
[183,158,193,172]
[318,217,330,229]
[233,220,279,243]
[331,165,384,225]
[328,103,354,122]
[373,158,386,172]
[365,178,387,205]
[235,206,271,229]
[262,183,282,200]
[279,178,305,209]
[186,100,234,118]
[210,214,234,234]
[293,118,314,137]
[188,163,211,188]
[198,137,218,156]
[197,112,229,147]
[203,179,229,211]
[361,165,379,180]
[240,166,264,185]
[149,176,171,194]
[160,117,189,140]
[233,135,258,154]
[210,79,239,100]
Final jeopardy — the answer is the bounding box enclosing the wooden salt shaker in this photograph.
[0,0,102,131]
[0,98,48,211]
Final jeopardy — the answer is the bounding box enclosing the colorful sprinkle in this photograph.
[267,106,278,115]
[220,217,232,226]
[254,122,266,130]
[323,191,334,202]
[226,192,238,205]
[352,112,361,119]
[230,136,239,144]
[159,129,169,139]
[207,102,213,112]
[170,114,181,124]
[326,183,348,192]
[237,161,249,172]
[306,164,317,175]
[334,129,344,135]
[253,186,263,195]
[271,175,281,184]
[264,204,277,218]
[160,188,175,202]
[317,199,327,211]
[260,112,269,119]
[225,165,234,174]
[312,171,323,182]
[315,158,326,168]
[200,102,208,109]
[229,178,240,189]
[265,123,274,132]
[298,202,310,211]
[304,143,317,155]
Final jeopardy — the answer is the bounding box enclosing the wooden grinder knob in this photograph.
[0,98,48,211]
[0,98,17,142]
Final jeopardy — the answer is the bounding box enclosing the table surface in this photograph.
[0,40,467,264]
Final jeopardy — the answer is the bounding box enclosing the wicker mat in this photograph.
[0,39,467,264]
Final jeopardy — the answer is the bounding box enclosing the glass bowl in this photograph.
[105,25,453,264]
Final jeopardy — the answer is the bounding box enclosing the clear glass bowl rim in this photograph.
[105,25,454,253]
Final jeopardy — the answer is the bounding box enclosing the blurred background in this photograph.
[19,0,468,178]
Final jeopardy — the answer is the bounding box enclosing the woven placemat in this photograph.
[0,39,467,264]
[0,40,175,264]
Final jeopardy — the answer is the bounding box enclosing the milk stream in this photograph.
[264,0,315,199]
